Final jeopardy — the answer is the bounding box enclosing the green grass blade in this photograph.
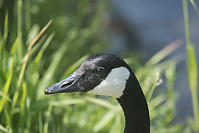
[183,0,191,45]
[189,0,199,15]
[63,55,88,76]
[17,0,23,60]
[34,33,55,63]
[3,11,8,41]
[0,124,10,133]
[12,21,52,107]
[183,0,199,131]
[187,45,199,131]
[85,97,119,111]
[43,105,52,133]
[29,35,46,58]
[147,72,162,102]
[37,41,69,98]
[17,20,52,88]
[25,0,31,32]
[0,91,11,102]
[26,25,39,45]
[0,58,13,112]
[93,110,116,132]
[187,44,198,91]
[9,38,19,56]
[146,39,183,66]
[110,115,124,133]
[20,82,27,114]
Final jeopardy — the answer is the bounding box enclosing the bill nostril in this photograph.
[60,81,73,88]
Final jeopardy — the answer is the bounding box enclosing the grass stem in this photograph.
[12,20,52,108]
[183,0,199,131]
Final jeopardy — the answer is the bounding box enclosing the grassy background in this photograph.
[0,0,199,133]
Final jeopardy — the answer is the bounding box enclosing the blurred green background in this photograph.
[0,0,198,133]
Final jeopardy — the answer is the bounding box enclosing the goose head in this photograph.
[45,54,131,98]
[45,53,150,133]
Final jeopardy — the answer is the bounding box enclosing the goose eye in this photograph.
[96,67,104,73]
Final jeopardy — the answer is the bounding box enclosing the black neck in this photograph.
[117,74,150,133]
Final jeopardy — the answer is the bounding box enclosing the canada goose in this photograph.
[45,53,150,133]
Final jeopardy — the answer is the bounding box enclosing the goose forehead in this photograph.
[80,59,101,70]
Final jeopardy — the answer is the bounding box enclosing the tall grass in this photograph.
[0,0,198,133]
[183,0,199,132]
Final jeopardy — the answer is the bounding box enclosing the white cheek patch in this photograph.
[88,67,130,98]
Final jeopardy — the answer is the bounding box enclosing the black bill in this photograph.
[45,72,82,94]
